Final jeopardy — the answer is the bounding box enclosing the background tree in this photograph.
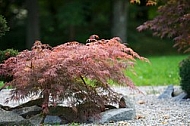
[112,0,128,42]
[0,0,179,56]
[0,15,9,37]
[26,0,40,49]
[137,0,190,52]
[0,0,26,50]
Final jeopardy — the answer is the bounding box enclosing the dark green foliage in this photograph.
[179,56,190,97]
[0,49,18,63]
[0,1,177,55]
[0,15,9,37]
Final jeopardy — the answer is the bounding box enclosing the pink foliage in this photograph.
[0,36,147,113]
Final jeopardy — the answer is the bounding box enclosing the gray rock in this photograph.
[44,115,62,124]
[12,105,42,118]
[119,95,135,109]
[158,85,174,99]
[28,114,44,126]
[0,108,33,126]
[48,106,78,123]
[172,92,188,101]
[96,108,135,124]
[173,87,183,97]
[89,95,136,124]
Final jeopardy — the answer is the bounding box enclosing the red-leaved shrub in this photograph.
[137,0,190,52]
[0,36,147,114]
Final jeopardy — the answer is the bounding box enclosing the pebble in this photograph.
[81,86,190,126]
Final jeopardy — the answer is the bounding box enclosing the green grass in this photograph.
[126,55,189,86]
[0,81,3,88]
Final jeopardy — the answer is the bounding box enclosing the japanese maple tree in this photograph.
[0,36,147,114]
[137,0,190,52]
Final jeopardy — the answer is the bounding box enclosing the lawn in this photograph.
[0,81,3,88]
[125,55,189,86]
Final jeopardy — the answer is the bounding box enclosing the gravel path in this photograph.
[84,86,190,126]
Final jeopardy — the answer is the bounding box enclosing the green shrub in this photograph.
[0,49,19,63]
[179,56,190,97]
[0,15,9,37]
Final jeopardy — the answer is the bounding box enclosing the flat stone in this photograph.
[12,105,42,118]
[94,108,135,124]
[44,115,62,124]
[0,108,33,126]
[29,114,44,126]
[158,85,174,99]
[172,92,188,101]
[0,89,40,108]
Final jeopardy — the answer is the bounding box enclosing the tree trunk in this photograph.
[111,0,128,42]
[69,25,75,41]
[26,0,40,49]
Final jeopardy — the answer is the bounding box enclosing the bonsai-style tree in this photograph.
[0,36,147,118]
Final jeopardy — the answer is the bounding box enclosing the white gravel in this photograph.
[1,86,190,126]
[85,86,190,126]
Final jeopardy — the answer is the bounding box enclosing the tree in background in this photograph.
[0,0,178,55]
[0,0,26,50]
[112,0,128,42]
[0,15,9,37]
[26,0,40,49]
[137,0,190,52]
